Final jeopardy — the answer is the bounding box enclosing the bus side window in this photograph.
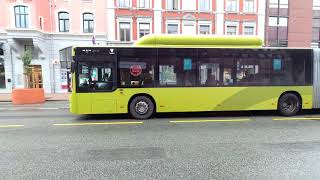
[118,48,156,88]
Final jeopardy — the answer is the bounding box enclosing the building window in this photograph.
[83,13,94,33]
[226,26,237,35]
[167,24,179,34]
[118,0,130,8]
[183,24,196,35]
[138,0,150,8]
[139,23,150,38]
[313,18,320,44]
[278,17,288,26]
[14,6,29,28]
[167,0,179,10]
[199,25,210,35]
[244,0,254,13]
[182,0,196,10]
[314,0,320,9]
[269,17,288,27]
[119,22,131,41]
[226,0,237,12]
[58,12,70,32]
[0,58,5,89]
[244,26,254,35]
[269,0,288,8]
[199,0,210,11]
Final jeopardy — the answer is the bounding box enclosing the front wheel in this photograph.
[129,96,154,119]
[278,93,301,116]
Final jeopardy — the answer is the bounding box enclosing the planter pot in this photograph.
[12,88,45,105]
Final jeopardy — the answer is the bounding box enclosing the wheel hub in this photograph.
[135,101,149,115]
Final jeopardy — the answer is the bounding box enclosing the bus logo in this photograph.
[109,48,115,55]
[130,65,142,77]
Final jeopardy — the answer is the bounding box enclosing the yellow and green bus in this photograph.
[70,35,320,119]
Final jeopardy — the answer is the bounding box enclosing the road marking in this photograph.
[169,119,251,123]
[273,117,320,121]
[53,121,144,126]
[0,125,24,128]
[37,108,59,110]
[0,108,9,110]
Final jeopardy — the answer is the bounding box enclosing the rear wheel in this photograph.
[278,93,301,116]
[129,96,154,119]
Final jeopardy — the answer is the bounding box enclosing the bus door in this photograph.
[76,53,117,114]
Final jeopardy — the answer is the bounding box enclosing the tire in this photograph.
[278,93,301,116]
[129,96,154,119]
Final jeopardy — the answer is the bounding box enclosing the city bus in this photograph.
[70,35,320,119]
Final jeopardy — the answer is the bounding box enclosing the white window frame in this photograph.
[166,0,180,10]
[182,0,196,11]
[137,18,152,39]
[198,0,211,12]
[314,0,320,10]
[117,0,132,8]
[243,0,256,13]
[225,0,239,12]
[166,20,180,34]
[269,0,288,9]
[242,21,256,35]
[117,17,133,41]
[225,21,239,35]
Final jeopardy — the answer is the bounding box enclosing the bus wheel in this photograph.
[129,96,154,119]
[278,93,300,116]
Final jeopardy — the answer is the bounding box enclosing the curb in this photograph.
[0,99,69,103]
[0,107,69,111]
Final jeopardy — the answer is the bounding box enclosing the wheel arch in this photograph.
[128,93,157,113]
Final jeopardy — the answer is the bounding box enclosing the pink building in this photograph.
[0,0,107,93]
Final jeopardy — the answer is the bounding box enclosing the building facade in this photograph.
[0,0,265,93]
[107,0,265,42]
[265,0,320,48]
[0,0,107,93]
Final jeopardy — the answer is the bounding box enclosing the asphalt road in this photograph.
[1,102,320,180]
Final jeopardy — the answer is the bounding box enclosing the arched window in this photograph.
[83,13,94,33]
[58,12,70,32]
[14,5,29,28]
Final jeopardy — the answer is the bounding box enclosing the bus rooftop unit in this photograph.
[134,34,263,48]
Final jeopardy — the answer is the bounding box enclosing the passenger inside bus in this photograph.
[184,72,194,86]
[206,74,220,86]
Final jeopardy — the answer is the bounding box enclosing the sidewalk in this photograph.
[0,93,70,102]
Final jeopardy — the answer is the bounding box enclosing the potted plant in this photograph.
[11,50,45,105]
[22,50,32,88]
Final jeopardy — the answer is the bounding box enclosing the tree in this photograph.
[21,50,32,88]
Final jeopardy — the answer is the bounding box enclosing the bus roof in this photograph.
[133,34,263,48]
